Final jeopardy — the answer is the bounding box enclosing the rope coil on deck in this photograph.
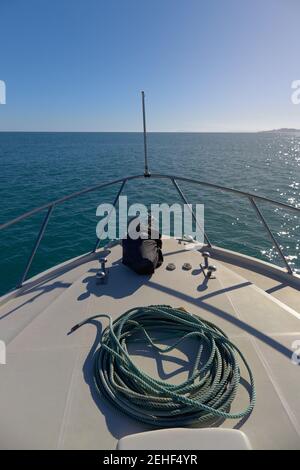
[71,305,256,426]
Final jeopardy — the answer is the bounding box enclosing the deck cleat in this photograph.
[97,257,109,284]
[200,251,216,279]
[202,251,211,269]
[207,264,217,279]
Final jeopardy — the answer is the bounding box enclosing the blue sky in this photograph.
[0,0,299,131]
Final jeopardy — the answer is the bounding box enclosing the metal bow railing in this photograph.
[1,173,299,290]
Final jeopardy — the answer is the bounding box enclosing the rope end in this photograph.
[68,324,80,335]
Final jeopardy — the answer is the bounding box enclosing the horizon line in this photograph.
[0,129,298,134]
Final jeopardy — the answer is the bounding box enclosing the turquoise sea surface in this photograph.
[1,131,300,295]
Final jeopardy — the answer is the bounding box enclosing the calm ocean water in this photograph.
[1,131,300,295]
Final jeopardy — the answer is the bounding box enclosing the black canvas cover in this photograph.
[122,220,163,275]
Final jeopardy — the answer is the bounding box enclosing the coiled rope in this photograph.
[71,305,256,426]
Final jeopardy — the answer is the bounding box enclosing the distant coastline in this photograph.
[259,128,300,133]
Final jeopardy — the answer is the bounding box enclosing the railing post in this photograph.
[172,178,212,247]
[249,197,293,275]
[93,179,127,253]
[18,205,55,287]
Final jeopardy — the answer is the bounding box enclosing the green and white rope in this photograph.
[71,305,256,426]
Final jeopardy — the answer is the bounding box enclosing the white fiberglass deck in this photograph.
[0,238,300,449]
